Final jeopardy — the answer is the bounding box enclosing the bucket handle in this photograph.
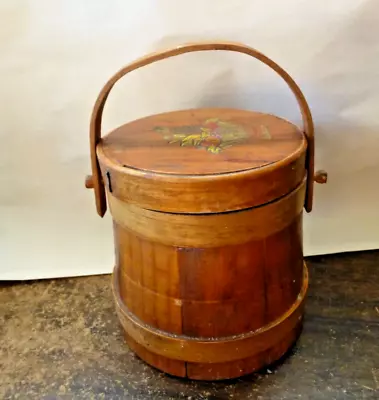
[85,41,327,217]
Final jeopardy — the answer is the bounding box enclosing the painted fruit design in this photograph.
[154,118,251,154]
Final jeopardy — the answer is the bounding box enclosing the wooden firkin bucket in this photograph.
[85,42,327,380]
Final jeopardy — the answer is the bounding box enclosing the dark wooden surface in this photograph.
[1,251,379,399]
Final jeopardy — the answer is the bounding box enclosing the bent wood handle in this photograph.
[86,41,326,217]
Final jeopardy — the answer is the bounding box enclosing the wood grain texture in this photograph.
[118,271,182,335]
[111,194,306,379]
[185,319,303,380]
[113,224,180,298]
[113,216,304,338]
[109,163,307,379]
[112,263,307,365]
[100,148,306,213]
[179,216,303,338]
[107,175,306,238]
[177,240,267,337]
[124,334,187,378]
[100,109,305,175]
[114,224,182,335]
[87,41,316,216]
[123,317,302,381]
[264,213,304,322]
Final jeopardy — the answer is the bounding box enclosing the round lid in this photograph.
[100,108,305,176]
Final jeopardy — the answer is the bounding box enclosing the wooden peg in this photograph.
[85,175,94,189]
[314,170,327,184]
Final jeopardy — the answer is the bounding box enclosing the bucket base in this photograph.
[124,322,303,380]
[112,263,308,381]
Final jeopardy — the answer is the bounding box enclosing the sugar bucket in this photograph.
[85,41,327,380]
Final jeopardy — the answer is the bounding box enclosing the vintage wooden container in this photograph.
[85,42,327,380]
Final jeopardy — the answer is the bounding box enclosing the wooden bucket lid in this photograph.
[96,107,307,214]
[86,42,327,216]
[99,108,305,176]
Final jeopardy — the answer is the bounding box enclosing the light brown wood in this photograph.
[101,109,305,175]
[87,41,319,216]
[97,107,307,213]
[99,145,306,213]
[118,270,183,335]
[108,177,306,246]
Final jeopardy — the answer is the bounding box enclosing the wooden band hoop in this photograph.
[86,41,327,217]
[111,262,308,363]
